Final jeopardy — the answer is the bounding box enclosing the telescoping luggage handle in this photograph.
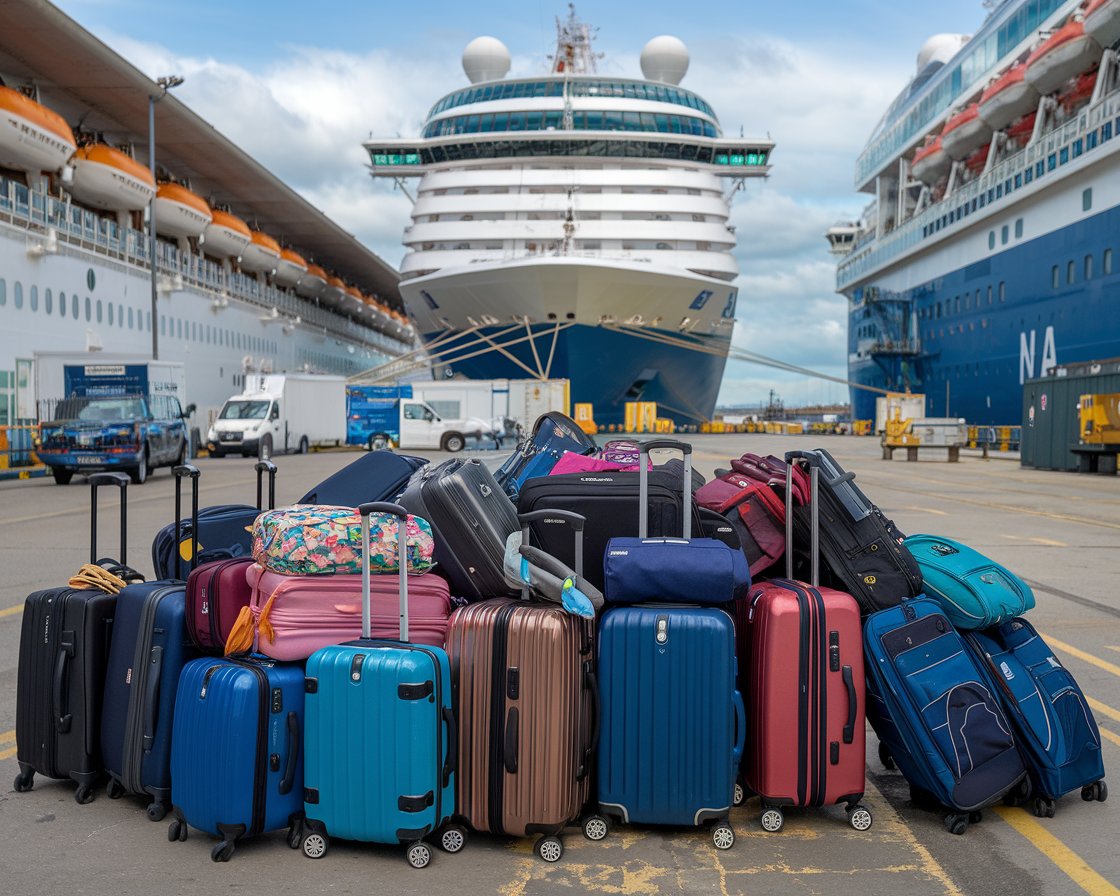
[172,464,202,580]
[784,451,821,586]
[357,501,412,642]
[517,509,587,584]
[89,472,129,566]
[638,438,692,540]
[254,459,277,511]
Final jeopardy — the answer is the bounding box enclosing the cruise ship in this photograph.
[0,0,413,428]
[832,0,1120,425]
[361,10,773,427]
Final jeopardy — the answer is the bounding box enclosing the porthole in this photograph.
[96,299,103,323]
[29,286,38,312]
[44,288,52,314]
[85,296,91,322]
[71,294,78,318]
[14,282,23,309]
[128,307,134,329]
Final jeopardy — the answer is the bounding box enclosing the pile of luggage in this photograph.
[12,412,1108,871]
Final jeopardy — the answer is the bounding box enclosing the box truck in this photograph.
[346,384,494,451]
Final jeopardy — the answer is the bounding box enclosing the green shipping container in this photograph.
[1021,360,1120,471]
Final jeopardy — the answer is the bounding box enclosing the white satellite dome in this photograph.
[916,33,970,72]
[462,36,511,83]
[640,35,689,85]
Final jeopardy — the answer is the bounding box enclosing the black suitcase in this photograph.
[14,472,139,803]
[297,450,428,505]
[398,457,519,600]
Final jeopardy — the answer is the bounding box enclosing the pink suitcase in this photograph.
[224,564,452,660]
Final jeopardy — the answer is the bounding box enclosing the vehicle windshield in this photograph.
[52,397,147,422]
[219,399,271,420]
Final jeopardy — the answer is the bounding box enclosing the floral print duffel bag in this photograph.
[251,504,436,576]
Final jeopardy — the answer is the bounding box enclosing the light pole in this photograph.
[148,74,184,361]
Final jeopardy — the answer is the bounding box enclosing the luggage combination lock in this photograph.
[655,615,669,646]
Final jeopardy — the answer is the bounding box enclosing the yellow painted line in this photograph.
[1088,697,1120,726]
[0,730,14,745]
[0,745,16,760]
[1101,728,1120,749]
[1106,646,1120,655]
[1046,636,1120,679]
[0,603,24,619]
[999,534,1068,547]
[995,806,1120,896]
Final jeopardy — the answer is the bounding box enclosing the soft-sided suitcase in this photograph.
[790,448,922,614]
[151,460,276,580]
[602,439,748,606]
[596,603,743,849]
[743,456,872,834]
[297,450,428,506]
[13,472,136,803]
[399,457,519,601]
[904,534,1035,630]
[299,501,459,868]
[494,411,596,499]
[168,655,305,861]
[446,510,598,862]
[863,596,1028,834]
[186,557,256,654]
[967,618,1107,816]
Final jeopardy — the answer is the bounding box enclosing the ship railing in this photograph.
[839,91,1120,290]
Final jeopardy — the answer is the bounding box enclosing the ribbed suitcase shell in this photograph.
[597,606,743,827]
[746,580,867,816]
[302,640,455,845]
[446,599,593,838]
[101,581,197,818]
[186,558,255,654]
[244,564,451,660]
[170,656,305,851]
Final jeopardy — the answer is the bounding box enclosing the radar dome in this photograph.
[640,35,689,85]
[916,34,970,72]
[462,36,511,83]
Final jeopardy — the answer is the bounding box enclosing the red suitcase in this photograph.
[185,557,255,653]
[743,452,872,833]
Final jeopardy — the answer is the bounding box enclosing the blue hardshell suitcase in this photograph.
[596,605,743,849]
[168,656,305,860]
[299,502,458,868]
[495,411,596,499]
[863,597,1027,834]
[967,618,1107,815]
[100,579,197,820]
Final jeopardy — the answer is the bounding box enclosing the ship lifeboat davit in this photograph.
[0,85,76,175]
[274,248,308,289]
[1085,0,1120,51]
[910,136,951,183]
[202,209,252,258]
[240,230,282,273]
[68,144,155,211]
[978,64,1040,130]
[155,182,212,239]
[941,104,992,160]
[1025,19,1101,96]
[296,263,328,299]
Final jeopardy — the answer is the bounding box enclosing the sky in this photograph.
[52,0,993,409]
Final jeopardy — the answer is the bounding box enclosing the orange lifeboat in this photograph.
[0,85,75,174]
[202,208,252,258]
[321,275,347,306]
[154,182,212,239]
[296,262,328,299]
[1057,69,1098,112]
[274,247,308,288]
[1024,18,1100,96]
[910,136,951,184]
[1084,0,1120,50]
[963,144,990,178]
[941,103,992,161]
[979,63,1040,130]
[1005,111,1038,149]
[240,230,282,273]
[68,143,155,212]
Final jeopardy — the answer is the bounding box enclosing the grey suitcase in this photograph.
[398,457,519,601]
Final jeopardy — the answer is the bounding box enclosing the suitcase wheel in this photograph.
[846,805,873,832]
[168,819,188,843]
[534,836,563,863]
[759,808,784,833]
[406,840,432,869]
[74,784,95,806]
[146,801,168,822]
[1032,797,1056,819]
[877,742,895,771]
[1003,777,1033,807]
[944,814,969,836]
[733,783,745,807]
[302,830,329,859]
[210,841,236,863]
[438,824,468,854]
[1082,781,1108,803]
[13,770,33,793]
[106,778,125,800]
[582,815,609,842]
[287,823,303,850]
[711,823,735,850]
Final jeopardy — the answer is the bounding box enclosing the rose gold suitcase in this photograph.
[445,510,598,863]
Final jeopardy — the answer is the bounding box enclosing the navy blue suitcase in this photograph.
[966,618,1107,816]
[596,605,743,849]
[864,597,1028,834]
[168,655,305,861]
[297,450,428,506]
[494,411,596,500]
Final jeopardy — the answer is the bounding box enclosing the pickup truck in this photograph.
[37,394,195,485]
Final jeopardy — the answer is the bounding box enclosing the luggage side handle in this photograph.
[732,688,746,766]
[254,459,278,510]
[503,707,518,774]
[279,711,299,795]
[89,472,129,566]
[577,660,600,782]
[442,706,457,787]
[842,666,857,745]
[53,632,76,733]
[172,464,201,580]
[357,501,411,641]
[141,645,164,751]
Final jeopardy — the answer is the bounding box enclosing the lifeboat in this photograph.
[978,64,1040,130]
[296,263,328,299]
[1084,0,1120,50]
[202,208,252,258]
[274,248,308,288]
[68,144,155,211]
[941,104,992,160]
[910,136,951,184]
[321,275,347,306]
[1005,111,1038,149]
[964,144,990,178]
[240,230,282,273]
[1058,69,1099,112]
[1025,19,1101,95]
[0,85,76,174]
[154,182,212,239]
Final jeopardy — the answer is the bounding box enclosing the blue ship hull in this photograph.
[848,202,1120,425]
[419,324,729,427]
